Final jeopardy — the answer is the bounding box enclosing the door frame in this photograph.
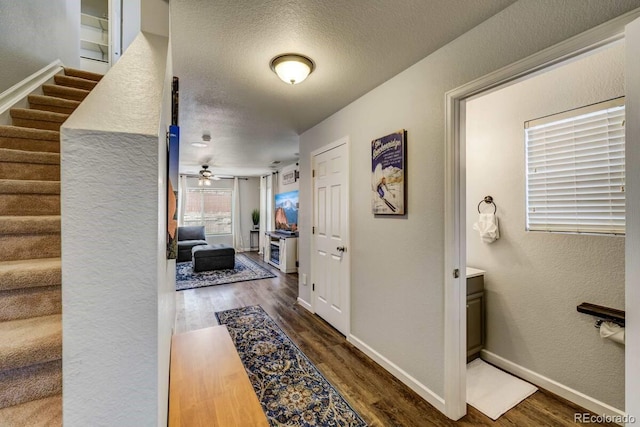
[443,10,640,420]
[310,136,351,337]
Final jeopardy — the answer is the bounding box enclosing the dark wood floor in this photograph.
[175,252,614,426]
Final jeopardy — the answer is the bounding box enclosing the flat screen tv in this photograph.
[274,190,298,233]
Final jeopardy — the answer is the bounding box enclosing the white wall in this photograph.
[298,0,640,406]
[141,0,169,38]
[0,0,80,92]
[278,162,300,193]
[466,44,625,409]
[61,32,171,426]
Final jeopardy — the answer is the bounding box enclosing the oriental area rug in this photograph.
[215,305,368,427]
[176,254,275,291]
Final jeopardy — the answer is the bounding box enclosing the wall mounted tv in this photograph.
[274,190,298,234]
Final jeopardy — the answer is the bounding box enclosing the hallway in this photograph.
[174,253,613,426]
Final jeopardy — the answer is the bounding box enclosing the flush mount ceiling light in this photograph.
[270,54,315,85]
[192,131,211,148]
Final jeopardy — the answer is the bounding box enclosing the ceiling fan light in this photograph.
[270,54,314,85]
[199,164,212,178]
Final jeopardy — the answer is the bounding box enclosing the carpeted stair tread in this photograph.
[0,258,61,292]
[0,148,59,165]
[0,394,61,426]
[0,194,60,215]
[54,74,98,91]
[0,126,59,142]
[10,109,69,124]
[0,233,61,262]
[64,67,103,82]
[0,121,60,154]
[10,109,70,131]
[0,148,60,181]
[28,95,80,115]
[0,285,61,322]
[0,216,60,234]
[41,84,90,102]
[0,360,61,409]
[0,315,61,372]
[0,180,60,195]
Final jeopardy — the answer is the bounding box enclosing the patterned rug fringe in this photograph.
[216,305,368,427]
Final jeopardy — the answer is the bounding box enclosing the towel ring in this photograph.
[477,195,497,214]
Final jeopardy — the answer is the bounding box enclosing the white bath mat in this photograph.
[466,359,537,420]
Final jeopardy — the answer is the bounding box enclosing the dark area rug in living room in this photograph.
[216,305,368,427]
[176,254,276,291]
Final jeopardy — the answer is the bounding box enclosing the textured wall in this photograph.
[0,0,80,92]
[298,0,640,401]
[156,35,174,425]
[466,44,625,409]
[61,33,170,426]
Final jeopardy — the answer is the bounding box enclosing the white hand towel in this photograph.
[473,213,500,243]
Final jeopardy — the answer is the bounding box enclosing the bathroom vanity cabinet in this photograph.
[466,268,485,361]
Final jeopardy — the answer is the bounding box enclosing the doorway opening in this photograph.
[464,41,625,420]
[443,11,640,421]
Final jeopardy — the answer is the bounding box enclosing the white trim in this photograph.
[444,9,640,420]
[0,60,64,120]
[309,136,350,158]
[481,350,626,421]
[625,17,640,421]
[297,297,314,313]
[309,136,351,337]
[348,334,445,414]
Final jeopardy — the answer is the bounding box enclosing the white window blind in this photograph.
[525,98,625,235]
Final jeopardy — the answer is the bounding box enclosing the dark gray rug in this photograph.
[176,254,276,291]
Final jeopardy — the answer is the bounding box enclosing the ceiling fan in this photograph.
[198,164,219,185]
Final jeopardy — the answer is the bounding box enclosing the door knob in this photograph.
[337,246,346,253]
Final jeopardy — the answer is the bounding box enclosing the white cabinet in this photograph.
[265,233,298,273]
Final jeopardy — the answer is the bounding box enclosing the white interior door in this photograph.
[312,140,349,335]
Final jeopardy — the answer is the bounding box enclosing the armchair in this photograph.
[177,226,208,262]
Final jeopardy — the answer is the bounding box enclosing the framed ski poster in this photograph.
[371,130,406,215]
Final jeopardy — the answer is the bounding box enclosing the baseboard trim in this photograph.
[348,334,445,414]
[0,60,64,122]
[296,297,313,313]
[480,350,625,420]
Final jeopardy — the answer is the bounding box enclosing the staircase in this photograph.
[0,67,102,426]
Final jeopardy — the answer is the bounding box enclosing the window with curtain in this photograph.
[183,188,233,235]
[525,97,625,235]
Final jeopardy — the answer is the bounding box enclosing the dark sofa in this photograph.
[177,226,208,262]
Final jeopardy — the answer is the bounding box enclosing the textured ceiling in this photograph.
[171,0,516,177]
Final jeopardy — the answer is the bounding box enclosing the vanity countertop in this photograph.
[466,267,485,278]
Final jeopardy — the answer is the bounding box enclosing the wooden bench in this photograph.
[168,325,269,427]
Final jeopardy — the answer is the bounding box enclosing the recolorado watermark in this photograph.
[574,412,636,424]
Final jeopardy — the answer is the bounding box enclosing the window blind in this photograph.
[525,98,625,235]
